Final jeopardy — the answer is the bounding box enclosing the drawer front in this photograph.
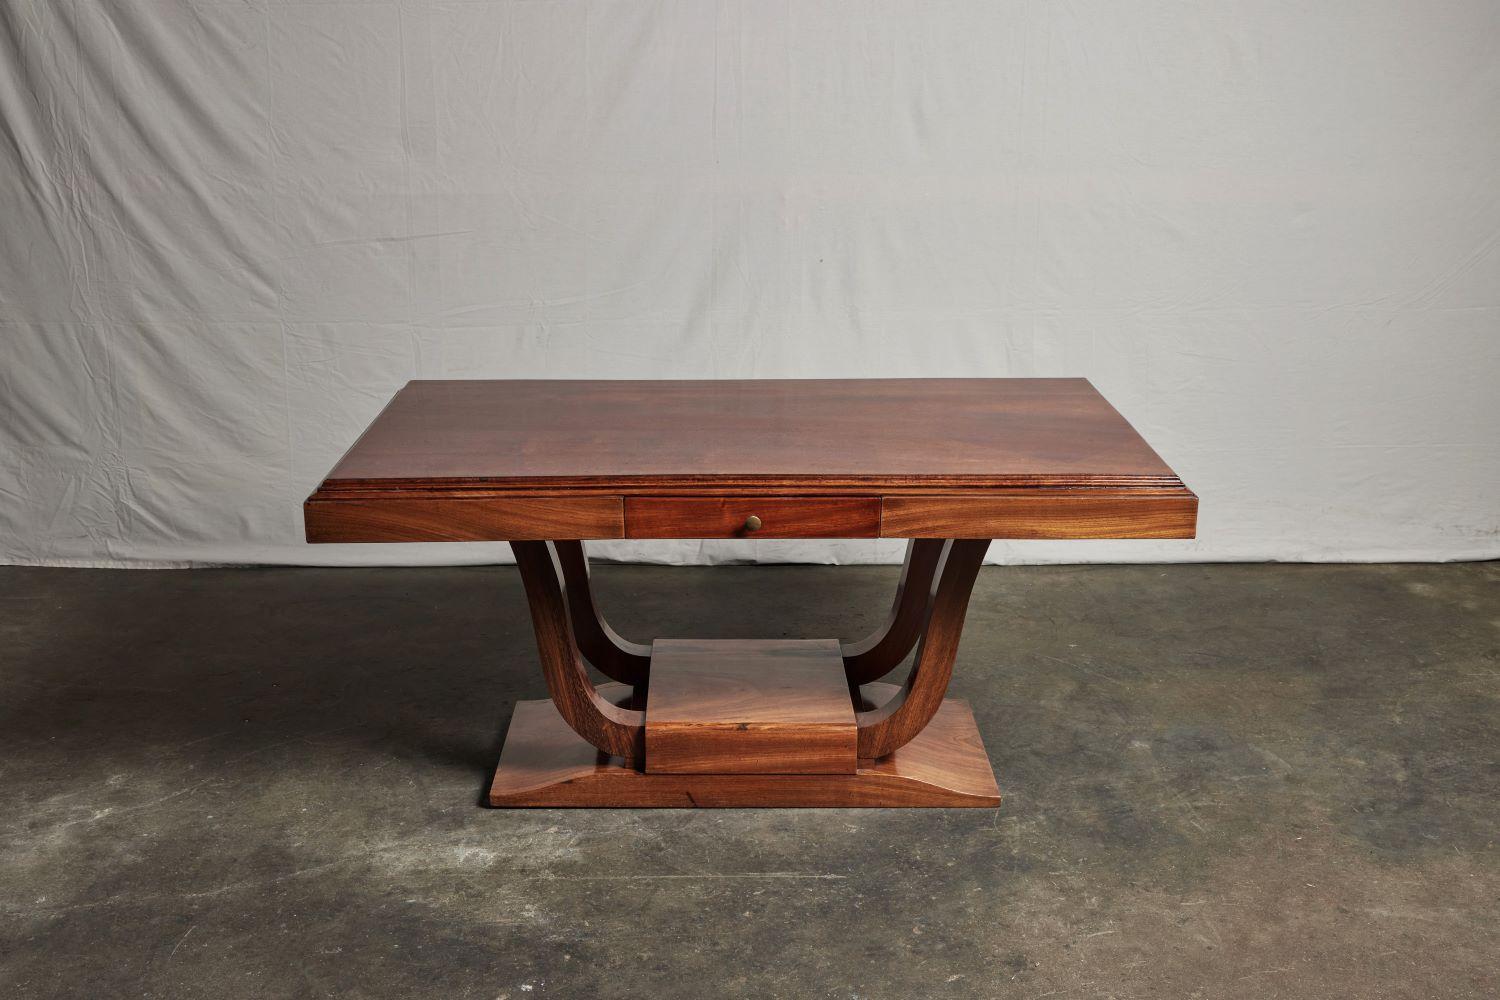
[879,494,1198,539]
[625,497,880,539]
[305,496,624,542]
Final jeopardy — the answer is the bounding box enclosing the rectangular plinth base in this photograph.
[488,683,1001,808]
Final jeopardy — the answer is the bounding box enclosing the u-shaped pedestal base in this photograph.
[492,539,1000,808]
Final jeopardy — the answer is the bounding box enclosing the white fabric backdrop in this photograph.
[2,1,1498,567]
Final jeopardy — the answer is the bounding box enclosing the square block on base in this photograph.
[645,638,856,774]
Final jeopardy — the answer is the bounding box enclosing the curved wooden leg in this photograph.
[510,541,645,763]
[552,540,651,686]
[856,539,990,759]
[841,539,948,685]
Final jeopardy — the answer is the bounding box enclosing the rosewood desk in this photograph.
[304,378,1196,808]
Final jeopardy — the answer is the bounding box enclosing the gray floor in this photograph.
[1,562,1496,999]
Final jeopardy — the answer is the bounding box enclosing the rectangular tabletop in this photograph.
[305,378,1196,542]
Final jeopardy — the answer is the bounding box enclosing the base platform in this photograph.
[488,683,1001,808]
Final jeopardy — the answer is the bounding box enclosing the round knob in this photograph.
[744,514,763,532]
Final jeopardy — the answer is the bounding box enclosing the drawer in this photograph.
[625,497,880,539]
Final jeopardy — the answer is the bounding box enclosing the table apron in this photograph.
[880,494,1197,539]
[303,495,624,542]
[305,492,1197,542]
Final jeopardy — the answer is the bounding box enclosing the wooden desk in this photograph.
[305,378,1196,807]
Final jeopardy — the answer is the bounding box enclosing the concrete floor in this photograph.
[0,562,1496,999]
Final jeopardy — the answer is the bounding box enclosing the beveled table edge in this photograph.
[307,475,1194,498]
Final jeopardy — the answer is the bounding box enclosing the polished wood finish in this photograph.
[856,539,991,759]
[645,639,855,775]
[309,377,1189,492]
[841,539,947,685]
[880,492,1197,539]
[303,377,1197,808]
[625,496,880,539]
[552,541,650,685]
[510,541,644,763]
[304,495,621,543]
[488,683,1000,808]
[306,490,1198,544]
[305,378,1196,544]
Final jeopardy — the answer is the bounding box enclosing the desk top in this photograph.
[313,378,1184,494]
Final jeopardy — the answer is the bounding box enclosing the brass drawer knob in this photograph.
[744,514,763,532]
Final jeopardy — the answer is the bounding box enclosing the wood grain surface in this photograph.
[841,539,947,684]
[305,378,1198,544]
[310,378,1188,492]
[551,540,651,685]
[879,492,1198,539]
[510,541,644,762]
[304,495,622,542]
[856,539,991,758]
[488,683,1000,808]
[644,639,856,774]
